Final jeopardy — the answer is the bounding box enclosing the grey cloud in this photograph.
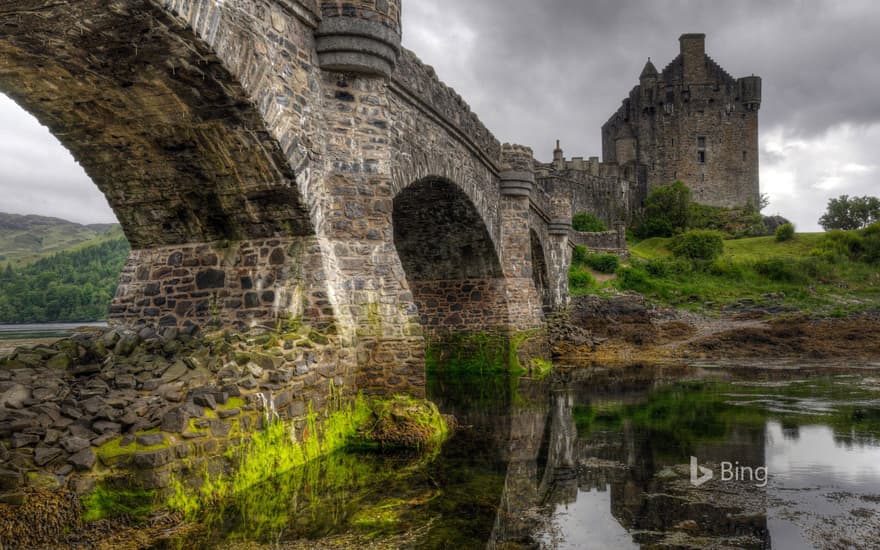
[1,1,878,231]
[403,0,880,157]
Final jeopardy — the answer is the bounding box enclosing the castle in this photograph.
[539,33,762,226]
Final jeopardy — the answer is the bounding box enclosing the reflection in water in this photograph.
[540,486,637,550]
[157,363,880,548]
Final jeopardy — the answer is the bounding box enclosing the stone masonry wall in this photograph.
[570,229,628,257]
[410,279,509,332]
[111,237,334,331]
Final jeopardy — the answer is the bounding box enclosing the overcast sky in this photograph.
[2,0,879,230]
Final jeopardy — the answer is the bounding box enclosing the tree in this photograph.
[571,212,608,232]
[636,181,691,238]
[819,195,880,231]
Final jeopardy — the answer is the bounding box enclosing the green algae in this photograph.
[355,395,449,450]
[169,394,373,518]
[95,430,170,466]
[530,358,553,380]
[82,485,157,522]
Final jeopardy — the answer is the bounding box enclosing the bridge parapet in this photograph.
[391,50,502,171]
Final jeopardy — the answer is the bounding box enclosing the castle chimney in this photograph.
[679,33,707,83]
[553,140,564,169]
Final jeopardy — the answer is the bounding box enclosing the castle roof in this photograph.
[640,58,658,79]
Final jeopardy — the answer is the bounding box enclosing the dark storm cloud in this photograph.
[403,0,880,158]
[0,1,878,231]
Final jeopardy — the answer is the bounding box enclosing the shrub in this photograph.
[571,245,589,266]
[572,212,608,233]
[862,222,880,264]
[753,257,835,284]
[644,257,692,278]
[775,223,795,242]
[568,266,595,292]
[707,258,747,280]
[670,230,724,262]
[637,217,675,238]
[584,253,620,274]
[616,266,654,294]
[754,258,803,283]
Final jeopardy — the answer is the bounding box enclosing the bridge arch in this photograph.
[530,229,552,313]
[392,177,509,333]
[0,0,314,248]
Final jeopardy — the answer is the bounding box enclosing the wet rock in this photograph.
[161,407,189,433]
[60,405,83,420]
[0,384,30,409]
[42,429,62,446]
[68,447,97,471]
[217,408,240,419]
[68,424,96,441]
[115,374,136,389]
[114,332,140,356]
[209,419,231,437]
[11,433,39,448]
[80,396,106,416]
[161,361,188,383]
[34,446,63,466]
[92,420,122,435]
[238,376,258,390]
[99,330,121,347]
[273,391,292,409]
[71,363,102,377]
[193,393,216,410]
[136,433,164,446]
[60,437,90,454]
[134,448,172,468]
[245,362,264,378]
[46,353,72,370]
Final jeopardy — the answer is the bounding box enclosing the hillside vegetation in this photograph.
[0,236,129,323]
[571,227,880,316]
[0,212,121,268]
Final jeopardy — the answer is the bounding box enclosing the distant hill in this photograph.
[0,234,130,323]
[0,212,123,268]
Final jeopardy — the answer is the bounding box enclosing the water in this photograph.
[157,363,880,549]
[0,322,107,340]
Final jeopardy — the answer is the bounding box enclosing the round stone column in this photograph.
[316,1,402,77]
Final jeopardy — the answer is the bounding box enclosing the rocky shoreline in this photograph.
[550,293,880,366]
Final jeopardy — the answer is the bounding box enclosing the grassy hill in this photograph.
[574,230,880,316]
[0,213,130,323]
[0,212,123,268]
[631,233,828,262]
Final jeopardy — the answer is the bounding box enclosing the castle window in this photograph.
[743,151,747,161]
[697,136,707,164]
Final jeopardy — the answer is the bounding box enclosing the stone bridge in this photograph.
[0,0,574,394]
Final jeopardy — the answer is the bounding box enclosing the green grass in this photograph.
[621,232,880,315]
[631,233,827,262]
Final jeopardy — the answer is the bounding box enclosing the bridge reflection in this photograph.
[428,365,774,549]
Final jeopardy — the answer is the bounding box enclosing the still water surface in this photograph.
[157,363,880,549]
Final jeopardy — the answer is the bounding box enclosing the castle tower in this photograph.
[601,33,761,210]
